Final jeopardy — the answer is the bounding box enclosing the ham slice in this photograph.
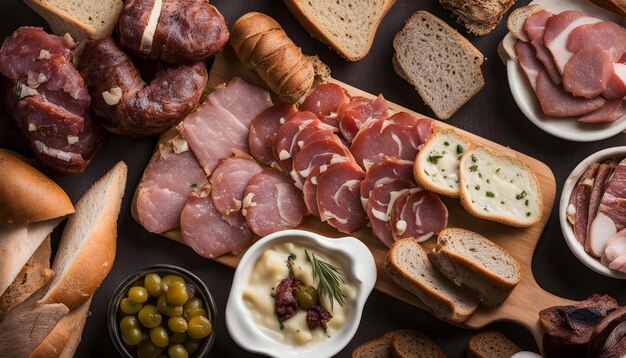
[579,99,623,123]
[299,83,349,128]
[360,156,415,209]
[337,95,389,143]
[524,10,562,85]
[136,137,207,233]
[562,46,613,98]
[566,163,598,245]
[207,77,273,126]
[180,187,253,258]
[248,105,297,167]
[390,189,448,243]
[317,161,367,233]
[210,156,263,216]
[367,179,414,248]
[604,63,626,100]
[567,22,626,62]
[242,169,307,237]
[291,138,353,189]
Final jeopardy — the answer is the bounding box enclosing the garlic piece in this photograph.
[102,87,123,106]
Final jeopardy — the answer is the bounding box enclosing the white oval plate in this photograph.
[507,0,626,142]
[559,146,626,279]
[225,229,377,358]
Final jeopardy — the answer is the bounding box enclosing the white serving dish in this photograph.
[559,146,626,279]
[507,0,626,142]
[225,229,377,358]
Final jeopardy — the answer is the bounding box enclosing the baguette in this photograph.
[428,228,521,307]
[390,330,446,358]
[231,12,314,104]
[467,331,522,358]
[0,149,74,224]
[385,238,478,323]
[459,146,543,227]
[39,162,127,309]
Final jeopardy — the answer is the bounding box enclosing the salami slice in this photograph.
[390,189,448,243]
[303,167,323,217]
[249,105,297,166]
[367,179,414,248]
[291,138,353,189]
[360,156,415,209]
[299,83,349,128]
[338,95,388,143]
[210,156,263,216]
[317,161,367,233]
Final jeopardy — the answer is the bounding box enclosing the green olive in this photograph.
[138,305,162,328]
[137,340,163,358]
[120,297,142,315]
[144,273,163,297]
[167,344,189,358]
[168,316,188,333]
[184,298,203,311]
[157,295,183,317]
[170,332,187,345]
[166,281,189,306]
[184,339,200,354]
[183,307,207,320]
[295,285,318,310]
[121,326,142,346]
[128,286,149,303]
[187,315,212,339]
[160,275,184,293]
[119,315,139,334]
[149,326,169,348]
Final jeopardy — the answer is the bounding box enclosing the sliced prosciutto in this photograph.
[210,156,263,216]
[249,105,297,166]
[350,112,433,171]
[299,83,349,128]
[337,95,388,143]
[367,179,414,248]
[390,189,448,242]
[207,77,273,125]
[136,136,208,233]
[566,163,599,245]
[524,10,562,85]
[242,169,307,237]
[360,156,415,209]
[291,138,353,189]
[316,162,367,233]
[181,187,253,258]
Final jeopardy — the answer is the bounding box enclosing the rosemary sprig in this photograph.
[305,249,346,310]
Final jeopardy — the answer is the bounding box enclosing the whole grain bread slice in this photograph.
[283,0,396,61]
[497,32,518,64]
[428,228,521,307]
[393,11,485,120]
[467,331,522,358]
[506,5,544,41]
[385,238,478,323]
[440,0,515,36]
[352,331,399,358]
[391,330,446,358]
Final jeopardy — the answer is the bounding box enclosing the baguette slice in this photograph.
[283,0,395,61]
[428,228,521,307]
[414,129,471,198]
[22,0,123,41]
[506,5,544,42]
[393,11,485,120]
[385,238,478,323]
[352,331,398,358]
[390,330,446,358]
[40,162,127,309]
[459,146,543,227]
[0,149,74,224]
[467,331,522,358]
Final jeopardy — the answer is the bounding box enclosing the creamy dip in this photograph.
[241,242,355,346]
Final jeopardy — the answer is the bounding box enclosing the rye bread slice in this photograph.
[352,331,399,358]
[391,330,446,358]
[467,331,522,358]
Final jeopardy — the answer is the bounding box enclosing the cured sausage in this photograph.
[117,0,229,64]
[248,105,297,166]
[299,83,349,128]
[360,156,415,209]
[367,179,414,248]
[181,186,253,258]
[390,189,448,242]
[337,95,388,143]
[210,156,263,216]
[80,36,207,137]
[316,162,367,233]
[291,138,353,189]
[243,169,308,237]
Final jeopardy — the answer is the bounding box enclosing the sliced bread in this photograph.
[352,331,397,358]
[428,228,521,306]
[467,331,522,358]
[385,238,478,323]
[414,129,471,198]
[391,330,446,358]
[23,0,123,41]
[439,0,515,36]
[459,146,543,227]
[393,11,485,120]
[506,5,544,41]
[39,162,127,309]
[497,32,517,64]
[284,0,396,61]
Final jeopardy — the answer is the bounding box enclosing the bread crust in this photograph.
[506,5,544,41]
[467,331,521,358]
[390,330,446,358]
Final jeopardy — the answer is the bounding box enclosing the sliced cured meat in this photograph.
[524,10,562,85]
[566,163,599,245]
[180,187,253,258]
[390,188,448,243]
[242,169,307,237]
[543,11,601,73]
[210,156,263,216]
[299,83,349,128]
[367,179,414,248]
[588,163,612,241]
[515,41,543,89]
[249,105,297,166]
[316,162,367,233]
[562,46,612,98]
[291,138,352,189]
[579,99,622,123]
[360,156,415,209]
[136,138,208,233]
[208,77,273,127]
[302,167,322,217]
[602,229,626,267]
[272,112,330,172]
[604,63,626,100]
[350,112,433,171]
[567,21,626,62]
[337,95,389,143]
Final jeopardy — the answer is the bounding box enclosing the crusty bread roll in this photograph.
[0,149,74,224]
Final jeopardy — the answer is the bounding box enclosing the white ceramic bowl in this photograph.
[226,229,377,358]
[507,0,626,142]
[559,146,626,279]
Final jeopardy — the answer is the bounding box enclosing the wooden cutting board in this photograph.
[132,45,574,347]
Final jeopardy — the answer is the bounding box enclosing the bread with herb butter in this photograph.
[414,129,471,198]
[459,146,542,227]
